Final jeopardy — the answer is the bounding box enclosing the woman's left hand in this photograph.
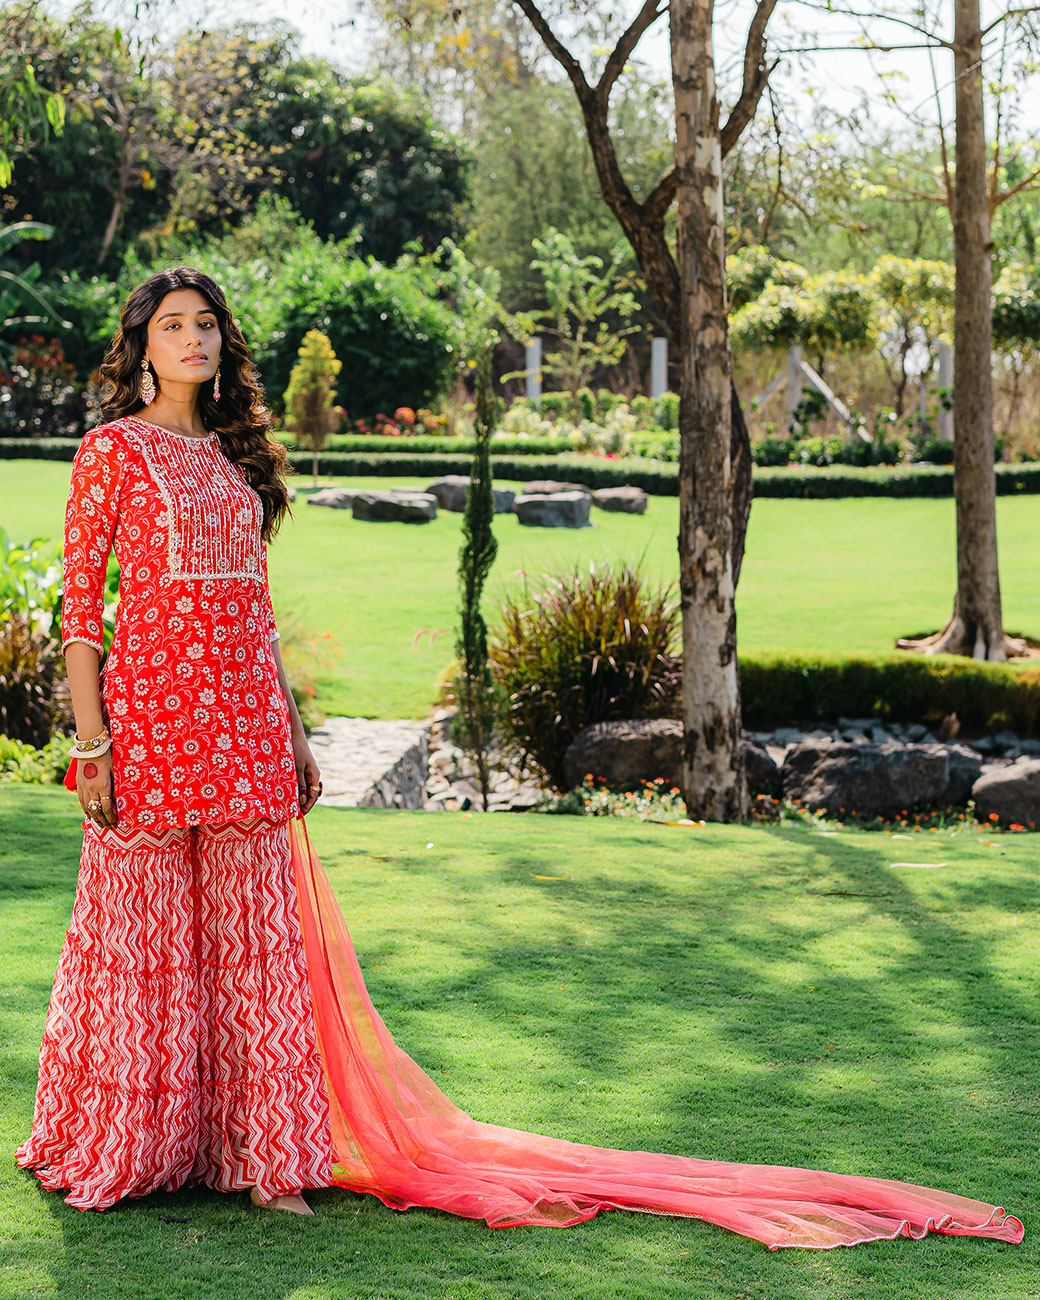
[294,736,323,816]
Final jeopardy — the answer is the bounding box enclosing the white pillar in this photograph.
[525,337,542,405]
[937,343,953,441]
[650,337,668,397]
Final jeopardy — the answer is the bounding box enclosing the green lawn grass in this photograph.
[1,787,1036,1300]
[3,461,1039,719]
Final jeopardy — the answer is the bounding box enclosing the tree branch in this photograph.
[777,40,948,52]
[790,0,954,47]
[928,40,955,209]
[509,0,590,96]
[995,164,1040,206]
[643,166,677,224]
[596,0,666,109]
[721,0,780,157]
[980,5,1040,41]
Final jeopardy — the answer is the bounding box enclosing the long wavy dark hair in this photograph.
[99,267,291,540]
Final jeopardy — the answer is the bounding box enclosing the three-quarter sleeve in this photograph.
[259,540,280,642]
[61,428,125,654]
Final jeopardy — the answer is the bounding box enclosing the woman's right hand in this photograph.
[77,749,118,828]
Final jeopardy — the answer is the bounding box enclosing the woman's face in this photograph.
[143,287,222,388]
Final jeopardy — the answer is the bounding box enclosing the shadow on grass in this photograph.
[2,790,1035,1300]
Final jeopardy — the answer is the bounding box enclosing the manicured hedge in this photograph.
[287,451,682,490]
[735,651,1040,736]
[5,437,1040,499]
[0,438,84,461]
[754,462,1040,498]
[275,433,577,456]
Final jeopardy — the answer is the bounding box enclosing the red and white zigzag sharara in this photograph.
[16,818,334,1209]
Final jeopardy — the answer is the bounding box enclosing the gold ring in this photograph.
[87,800,103,812]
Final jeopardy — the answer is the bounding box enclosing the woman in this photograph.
[16,266,330,1214]
[17,267,1024,1249]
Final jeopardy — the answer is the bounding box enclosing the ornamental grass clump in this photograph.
[491,563,680,790]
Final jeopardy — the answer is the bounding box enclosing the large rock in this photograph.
[564,719,682,790]
[591,486,648,514]
[941,742,984,804]
[522,479,592,497]
[514,491,592,529]
[743,737,780,795]
[307,487,357,509]
[425,476,515,514]
[781,740,948,816]
[562,719,779,793]
[971,759,1040,827]
[352,490,437,523]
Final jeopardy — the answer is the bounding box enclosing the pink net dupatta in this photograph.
[288,820,1024,1250]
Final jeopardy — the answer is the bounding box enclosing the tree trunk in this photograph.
[98,104,132,268]
[950,0,1004,657]
[901,0,1016,660]
[670,0,748,822]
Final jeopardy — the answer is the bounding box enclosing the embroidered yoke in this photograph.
[61,415,299,829]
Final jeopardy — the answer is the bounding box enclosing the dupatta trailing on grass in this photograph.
[288,820,1023,1250]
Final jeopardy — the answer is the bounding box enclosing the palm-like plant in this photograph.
[0,220,71,366]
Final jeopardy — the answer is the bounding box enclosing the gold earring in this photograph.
[140,358,156,405]
[212,364,221,402]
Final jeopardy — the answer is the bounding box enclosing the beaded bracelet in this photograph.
[69,738,112,760]
[69,727,112,759]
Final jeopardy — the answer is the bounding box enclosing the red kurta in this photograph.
[61,415,299,829]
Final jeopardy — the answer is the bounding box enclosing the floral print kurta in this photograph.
[61,415,299,829]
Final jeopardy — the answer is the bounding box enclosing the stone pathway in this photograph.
[307,717,430,808]
[307,710,548,812]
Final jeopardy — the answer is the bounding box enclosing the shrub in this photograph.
[0,530,116,745]
[118,198,458,420]
[490,564,681,790]
[753,435,794,467]
[0,731,72,783]
[53,271,122,382]
[627,430,679,462]
[538,392,574,421]
[0,612,60,746]
[0,335,83,437]
[283,329,343,484]
[736,652,1040,736]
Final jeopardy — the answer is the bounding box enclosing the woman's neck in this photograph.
[138,387,207,438]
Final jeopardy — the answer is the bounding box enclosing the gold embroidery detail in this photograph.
[118,417,263,582]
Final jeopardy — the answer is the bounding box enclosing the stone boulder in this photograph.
[514,491,591,529]
[743,737,780,795]
[522,479,592,497]
[564,719,682,790]
[591,486,648,514]
[562,719,779,794]
[781,740,948,816]
[941,742,984,804]
[307,487,357,509]
[971,758,1040,827]
[425,476,515,514]
[352,491,437,523]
